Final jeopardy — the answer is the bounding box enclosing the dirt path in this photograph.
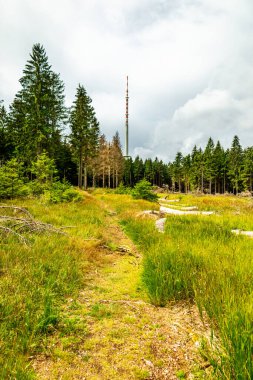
[33,207,210,379]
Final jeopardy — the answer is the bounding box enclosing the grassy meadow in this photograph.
[0,193,111,378]
[117,193,253,379]
[1,191,253,378]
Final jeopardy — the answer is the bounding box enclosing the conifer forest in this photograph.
[1,44,253,198]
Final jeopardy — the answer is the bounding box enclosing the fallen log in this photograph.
[0,205,69,245]
[160,206,214,215]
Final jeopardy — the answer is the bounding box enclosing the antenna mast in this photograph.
[125,75,129,157]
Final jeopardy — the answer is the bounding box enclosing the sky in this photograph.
[1,0,253,162]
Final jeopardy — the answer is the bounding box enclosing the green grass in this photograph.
[89,303,117,320]
[2,191,253,379]
[0,194,107,378]
[119,194,253,379]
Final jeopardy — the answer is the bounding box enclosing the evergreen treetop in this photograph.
[8,43,66,164]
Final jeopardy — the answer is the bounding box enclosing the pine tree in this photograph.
[133,156,144,184]
[31,151,57,185]
[223,149,229,193]
[86,154,98,188]
[144,159,154,184]
[213,141,226,193]
[152,157,165,187]
[242,147,253,192]
[190,146,204,192]
[156,159,166,188]
[174,152,183,192]
[161,162,170,188]
[107,142,112,188]
[168,162,176,192]
[111,132,124,188]
[70,84,100,189]
[204,137,215,193]
[182,154,191,193]
[0,159,26,199]
[0,101,9,163]
[98,134,108,188]
[228,135,243,194]
[56,138,77,184]
[123,157,134,187]
[8,44,66,166]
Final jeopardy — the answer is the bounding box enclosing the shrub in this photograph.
[132,179,158,202]
[29,152,57,196]
[28,179,50,196]
[114,182,132,194]
[31,151,57,184]
[47,181,82,203]
[0,159,28,199]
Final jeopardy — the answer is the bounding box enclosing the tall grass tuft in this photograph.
[121,198,253,379]
[0,237,81,377]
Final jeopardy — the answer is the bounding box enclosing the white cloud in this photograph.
[173,89,235,120]
[92,91,125,138]
[133,147,154,160]
[1,0,253,161]
[151,88,253,161]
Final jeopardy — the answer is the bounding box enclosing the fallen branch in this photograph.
[0,205,70,244]
[0,225,29,245]
[0,205,34,219]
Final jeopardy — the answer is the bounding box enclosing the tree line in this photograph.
[123,136,252,195]
[168,135,252,194]
[0,43,125,190]
[122,135,253,195]
[0,43,252,195]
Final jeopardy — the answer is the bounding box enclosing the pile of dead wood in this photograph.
[0,205,68,245]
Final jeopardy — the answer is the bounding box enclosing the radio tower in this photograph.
[125,75,129,157]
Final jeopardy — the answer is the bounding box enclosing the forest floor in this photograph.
[32,196,211,380]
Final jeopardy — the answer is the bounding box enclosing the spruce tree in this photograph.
[0,159,26,199]
[191,146,204,192]
[228,135,243,194]
[111,132,124,188]
[161,162,170,188]
[133,156,144,184]
[182,154,191,193]
[153,158,164,187]
[54,138,77,184]
[107,142,112,188]
[8,44,66,166]
[144,159,154,184]
[70,84,100,189]
[0,101,9,163]
[98,134,109,188]
[174,152,183,192]
[123,157,134,187]
[242,147,253,192]
[213,141,226,193]
[168,161,176,192]
[158,160,167,188]
[204,137,215,193]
